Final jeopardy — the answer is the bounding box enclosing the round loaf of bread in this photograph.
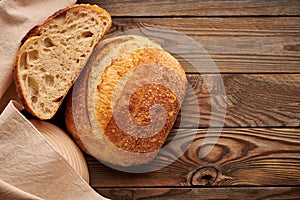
[65,35,187,167]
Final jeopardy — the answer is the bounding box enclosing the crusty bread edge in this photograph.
[65,35,187,166]
[14,4,112,120]
[65,36,135,155]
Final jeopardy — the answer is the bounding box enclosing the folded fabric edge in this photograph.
[0,100,110,200]
[0,179,43,200]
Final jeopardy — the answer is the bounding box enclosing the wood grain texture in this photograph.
[87,128,300,187]
[176,74,300,128]
[95,187,300,200]
[105,17,300,73]
[78,0,300,16]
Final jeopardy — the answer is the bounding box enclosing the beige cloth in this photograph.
[0,101,109,200]
[0,0,76,99]
[0,0,109,199]
[0,179,42,200]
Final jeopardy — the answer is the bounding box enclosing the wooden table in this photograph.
[78,0,300,199]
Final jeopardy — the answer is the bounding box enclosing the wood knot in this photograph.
[190,167,218,186]
[198,144,229,163]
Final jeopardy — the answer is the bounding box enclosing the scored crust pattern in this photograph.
[96,48,187,153]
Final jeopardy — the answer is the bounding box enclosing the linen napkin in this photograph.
[0,0,110,199]
[0,0,76,99]
[0,101,109,200]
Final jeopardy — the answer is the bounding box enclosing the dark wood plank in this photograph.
[105,17,300,73]
[78,0,300,16]
[87,128,300,187]
[95,187,300,200]
[176,74,300,128]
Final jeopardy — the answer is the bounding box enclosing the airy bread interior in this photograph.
[14,4,111,119]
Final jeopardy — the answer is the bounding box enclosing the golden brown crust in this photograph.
[65,90,90,153]
[95,48,185,131]
[65,35,187,166]
[14,4,112,120]
[97,48,186,153]
[105,84,180,153]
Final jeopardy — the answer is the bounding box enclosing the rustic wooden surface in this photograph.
[87,128,300,186]
[106,17,300,73]
[176,74,300,127]
[80,0,300,16]
[96,187,300,200]
[77,0,300,199]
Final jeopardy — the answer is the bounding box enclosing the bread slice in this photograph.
[14,4,111,120]
[65,35,187,167]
